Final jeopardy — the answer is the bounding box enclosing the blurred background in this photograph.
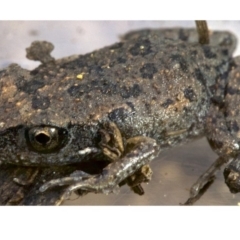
[0,21,240,205]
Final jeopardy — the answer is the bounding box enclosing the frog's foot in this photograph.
[39,136,159,201]
[224,156,240,193]
[123,165,153,196]
[188,157,225,198]
[99,121,124,162]
[13,168,40,186]
[183,178,215,205]
[99,121,152,195]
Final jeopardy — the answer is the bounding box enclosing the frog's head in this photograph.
[0,123,100,166]
[0,52,102,166]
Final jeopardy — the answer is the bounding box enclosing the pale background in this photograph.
[0,21,240,205]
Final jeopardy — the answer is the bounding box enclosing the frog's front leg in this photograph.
[40,135,159,200]
[98,122,153,195]
[39,122,159,199]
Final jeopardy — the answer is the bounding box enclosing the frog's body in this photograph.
[0,27,238,201]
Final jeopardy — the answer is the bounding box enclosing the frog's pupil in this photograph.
[35,133,51,145]
[26,125,69,153]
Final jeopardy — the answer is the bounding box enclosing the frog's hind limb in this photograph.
[184,102,238,204]
[185,58,240,203]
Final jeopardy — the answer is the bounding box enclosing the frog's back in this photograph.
[0,28,237,148]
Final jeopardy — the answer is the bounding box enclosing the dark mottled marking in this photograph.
[201,97,206,104]
[204,64,211,70]
[140,63,157,79]
[0,126,24,149]
[227,86,240,95]
[209,117,217,125]
[220,36,234,49]
[178,58,188,72]
[221,49,229,56]
[194,69,206,85]
[117,57,126,64]
[126,101,135,111]
[178,43,187,49]
[145,102,150,108]
[178,29,189,41]
[110,42,124,50]
[109,62,115,68]
[144,102,153,114]
[100,81,118,95]
[211,96,224,107]
[209,139,223,149]
[67,85,85,97]
[18,79,45,94]
[170,54,181,61]
[108,108,129,122]
[129,39,152,56]
[224,110,230,118]
[32,95,50,110]
[69,79,117,96]
[219,71,229,83]
[60,56,86,70]
[183,106,190,112]
[230,120,240,132]
[170,54,188,72]
[30,68,40,75]
[229,60,238,69]
[209,84,216,95]
[202,46,217,59]
[90,79,117,95]
[121,84,142,99]
[183,87,196,102]
[161,99,174,108]
[90,80,103,89]
[214,60,228,74]
[190,50,198,56]
[89,66,104,75]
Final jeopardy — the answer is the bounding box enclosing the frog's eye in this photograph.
[26,126,68,153]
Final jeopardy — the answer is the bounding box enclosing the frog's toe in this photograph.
[224,157,240,193]
[39,170,92,192]
[60,178,120,200]
[189,157,225,198]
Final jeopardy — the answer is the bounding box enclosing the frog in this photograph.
[0,21,238,203]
